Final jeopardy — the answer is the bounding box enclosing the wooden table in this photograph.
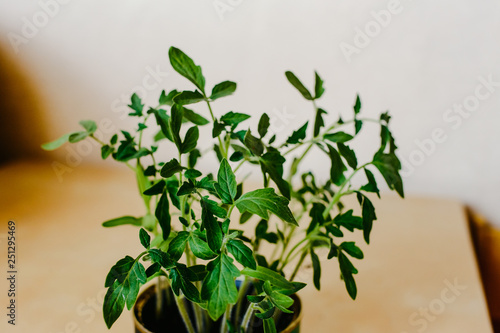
[0,161,493,332]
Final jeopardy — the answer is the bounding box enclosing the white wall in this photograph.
[1,0,500,224]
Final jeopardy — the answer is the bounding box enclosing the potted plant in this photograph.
[42,46,404,333]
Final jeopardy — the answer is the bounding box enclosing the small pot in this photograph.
[134,284,302,333]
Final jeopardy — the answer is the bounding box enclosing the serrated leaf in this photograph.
[260,151,290,199]
[103,258,146,328]
[173,90,205,105]
[143,180,166,196]
[338,143,357,169]
[226,239,256,269]
[360,168,380,198]
[359,194,377,244]
[169,47,205,93]
[339,252,357,300]
[155,192,171,240]
[286,122,308,145]
[314,108,327,137]
[170,104,184,149]
[333,210,363,232]
[159,89,179,106]
[220,111,251,127]
[255,306,275,320]
[101,145,113,159]
[202,203,223,253]
[167,231,190,261]
[128,93,144,116]
[189,232,217,260]
[372,152,404,198]
[244,129,264,156]
[188,149,202,168]
[170,266,201,303]
[341,242,364,259]
[148,249,175,269]
[285,71,313,100]
[102,216,142,228]
[201,254,240,320]
[210,81,237,100]
[314,71,325,99]
[184,169,202,179]
[327,144,347,186]
[214,159,237,204]
[235,188,296,226]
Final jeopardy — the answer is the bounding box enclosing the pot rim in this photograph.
[133,283,303,333]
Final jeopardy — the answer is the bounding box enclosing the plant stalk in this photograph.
[174,294,196,333]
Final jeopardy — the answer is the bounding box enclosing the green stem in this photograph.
[220,305,232,333]
[235,277,250,324]
[290,249,308,281]
[241,303,257,332]
[205,100,227,159]
[174,294,196,333]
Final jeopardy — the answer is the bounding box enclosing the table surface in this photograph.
[0,161,493,333]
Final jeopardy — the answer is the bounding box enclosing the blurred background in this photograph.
[0,0,499,225]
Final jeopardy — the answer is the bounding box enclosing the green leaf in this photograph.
[170,265,201,303]
[324,132,354,143]
[258,113,270,138]
[202,203,223,253]
[333,210,363,232]
[184,169,202,179]
[202,197,227,218]
[226,239,257,269]
[128,93,144,116]
[183,108,209,126]
[169,47,205,93]
[181,126,199,154]
[103,257,146,328]
[188,149,202,168]
[360,169,380,198]
[313,108,327,137]
[327,144,347,186]
[353,94,361,115]
[167,231,190,261]
[310,248,321,290]
[160,158,185,178]
[210,81,237,100]
[247,295,265,303]
[177,181,196,196]
[143,180,166,196]
[339,252,357,300]
[285,71,313,100]
[139,228,150,249]
[255,306,275,320]
[220,111,251,127]
[155,192,171,240]
[341,242,364,259]
[359,194,377,244]
[286,122,308,145]
[214,159,237,204]
[235,188,297,226]
[159,89,179,106]
[151,109,174,142]
[69,131,88,143]
[372,152,404,198]
[355,119,363,135]
[260,151,290,199]
[101,145,113,159]
[170,104,184,149]
[244,130,264,156]
[241,266,294,290]
[148,249,175,269]
[41,133,72,150]
[338,143,357,169]
[102,216,142,228]
[173,90,205,105]
[314,71,325,99]
[201,254,240,320]
[79,120,97,133]
[189,232,217,260]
